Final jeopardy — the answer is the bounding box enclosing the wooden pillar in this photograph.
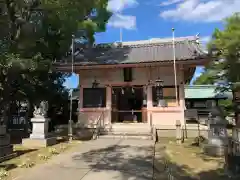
[78,86,83,124]
[179,66,187,138]
[147,86,153,125]
[106,86,112,125]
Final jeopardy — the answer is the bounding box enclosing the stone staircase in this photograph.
[99,123,153,140]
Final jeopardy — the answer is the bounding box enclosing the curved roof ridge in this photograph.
[94,36,199,47]
[121,36,198,46]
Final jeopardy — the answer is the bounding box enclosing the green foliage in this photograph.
[193,13,240,89]
[38,154,50,160]
[0,168,8,180]
[18,158,35,168]
[218,99,233,116]
[193,13,240,116]
[48,147,60,155]
[0,0,111,120]
[193,69,215,85]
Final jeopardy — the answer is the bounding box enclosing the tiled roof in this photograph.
[185,85,232,99]
[60,36,208,65]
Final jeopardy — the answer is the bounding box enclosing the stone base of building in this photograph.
[0,145,13,157]
[22,137,57,148]
[0,125,14,162]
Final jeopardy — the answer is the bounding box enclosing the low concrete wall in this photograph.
[54,124,94,140]
[55,123,209,141]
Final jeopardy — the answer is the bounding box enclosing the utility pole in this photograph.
[68,34,75,142]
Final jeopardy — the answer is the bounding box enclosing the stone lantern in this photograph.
[203,107,228,156]
[154,78,166,107]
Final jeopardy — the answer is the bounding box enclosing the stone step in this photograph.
[111,123,150,128]
[0,126,6,135]
[101,131,152,136]
[106,124,152,133]
[0,145,13,158]
[0,134,10,146]
[110,127,152,130]
[99,135,152,140]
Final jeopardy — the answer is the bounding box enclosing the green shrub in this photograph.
[0,168,8,180]
[18,158,35,168]
[38,154,50,160]
[48,147,60,155]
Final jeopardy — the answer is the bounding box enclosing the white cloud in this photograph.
[160,0,184,6]
[108,14,136,30]
[160,0,240,22]
[199,36,211,50]
[201,36,211,43]
[107,0,138,13]
[107,0,138,30]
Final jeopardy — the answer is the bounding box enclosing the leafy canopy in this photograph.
[0,0,111,118]
[194,13,240,91]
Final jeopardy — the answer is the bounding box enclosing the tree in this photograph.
[193,68,215,85]
[193,13,240,117]
[0,0,111,123]
[193,13,240,91]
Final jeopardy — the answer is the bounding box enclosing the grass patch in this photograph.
[154,138,226,180]
[0,138,81,180]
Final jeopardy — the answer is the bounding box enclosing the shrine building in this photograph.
[55,36,210,129]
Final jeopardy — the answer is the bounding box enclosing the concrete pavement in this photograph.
[17,139,154,180]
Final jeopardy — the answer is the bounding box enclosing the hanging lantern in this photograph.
[154,78,166,107]
[155,77,164,87]
[132,87,135,94]
[121,88,124,95]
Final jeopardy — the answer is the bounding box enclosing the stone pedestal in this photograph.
[0,125,13,162]
[22,117,56,148]
[203,138,227,156]
[203,107,228,156]
[176,120,182,144]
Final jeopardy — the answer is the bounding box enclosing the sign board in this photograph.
[6,101,29,130]
[8,115,27,130]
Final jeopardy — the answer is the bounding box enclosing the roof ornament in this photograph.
[113,42,118,48]
[195,33,200,44]
[196,33,200,38]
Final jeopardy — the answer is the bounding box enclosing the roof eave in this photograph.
[53,57,209,72]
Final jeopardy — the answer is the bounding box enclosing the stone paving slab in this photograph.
[16,139,154,180]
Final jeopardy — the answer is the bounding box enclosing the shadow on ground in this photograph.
[153,143,237,180]
[70,139,238,180]
[0,164,18,171]
[14,149,37,157]
[72,140,153,180]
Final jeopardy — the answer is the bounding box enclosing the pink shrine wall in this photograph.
[77,66,186,129]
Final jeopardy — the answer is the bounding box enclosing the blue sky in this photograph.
[64,0,239,89]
